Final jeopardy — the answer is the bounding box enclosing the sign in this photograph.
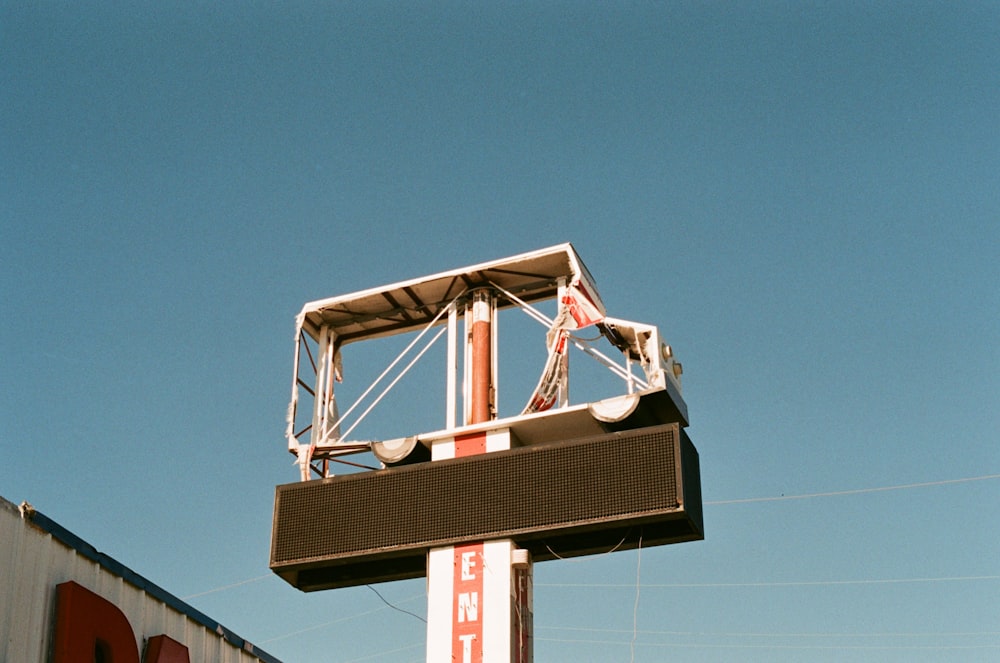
[452,543,484,663]
[53,582,190,663]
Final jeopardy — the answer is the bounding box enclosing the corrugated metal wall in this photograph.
[0,497,280,663]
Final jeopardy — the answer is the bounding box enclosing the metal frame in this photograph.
[284,244,687,481]
[276,243,697,663]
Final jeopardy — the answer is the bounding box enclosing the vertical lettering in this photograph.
[450,433,488,660]
[452,543,483,662]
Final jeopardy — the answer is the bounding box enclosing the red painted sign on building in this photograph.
[53,582,190,663]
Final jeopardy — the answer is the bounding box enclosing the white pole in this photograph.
[426,288,533,663]
[447,305,458,430]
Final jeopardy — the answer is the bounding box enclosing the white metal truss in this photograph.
[284,244,686,480]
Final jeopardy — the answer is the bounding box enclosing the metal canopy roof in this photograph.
[297,243,600,345]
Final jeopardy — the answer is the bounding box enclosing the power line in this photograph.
[539,625,1000,639]
[704,472,1000,505]
[366,584,426,623]
[181,574,272,599]
[171,469,1000,662]
[258,593,424,644]
[259,607,388,644]
[538,574,1000,589]
[629,534,642,663]
[181,472,1000,601]
[338,642,424,663]
[534,637,1000,651]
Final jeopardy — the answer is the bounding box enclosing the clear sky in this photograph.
[3,2,999,662]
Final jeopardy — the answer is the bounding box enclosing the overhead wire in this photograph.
[256,592,425,644]
[704,472,1000,505]
[532,636,1000,652]
[365,584,426,623]
[539,625,1000,639]
[544,528,632,561]
[180,574,271,600]
[337,642,424,663]
[629,533,642,663]
[185,472,1000,599]
[184,471,1000,654]
[537,574,1000,589]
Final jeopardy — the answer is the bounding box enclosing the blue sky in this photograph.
[2,2,998,661]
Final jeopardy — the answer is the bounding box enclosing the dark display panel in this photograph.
[271,423,702,591]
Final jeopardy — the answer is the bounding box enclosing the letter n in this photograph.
[457,591,478,623]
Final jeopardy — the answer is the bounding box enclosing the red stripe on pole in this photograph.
[455,432,487,457]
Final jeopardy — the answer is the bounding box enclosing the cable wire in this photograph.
[540,624,1000,638]
[184,472,1000,601]
[538,574,1000,589]
[366,584,427,623]
[338,642,424,663]
[533,636,1000,651]
[705,472,1000,505]
[629,533,642,663]
[180,574,271,600]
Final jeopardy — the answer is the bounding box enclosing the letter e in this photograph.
[461,551,477,580]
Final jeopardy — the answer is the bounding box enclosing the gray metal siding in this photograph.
[0,497,281,663]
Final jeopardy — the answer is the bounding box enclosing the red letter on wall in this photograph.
[53,581,140,663]
[145,635,191,663]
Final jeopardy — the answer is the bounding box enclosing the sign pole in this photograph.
[426,288,533,663]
